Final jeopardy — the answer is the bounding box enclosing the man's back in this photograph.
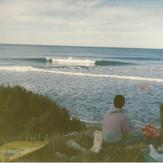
[103,107,131,143]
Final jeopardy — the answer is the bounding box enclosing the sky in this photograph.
[0,0,163,49]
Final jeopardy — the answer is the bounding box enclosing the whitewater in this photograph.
[1,66,163,83]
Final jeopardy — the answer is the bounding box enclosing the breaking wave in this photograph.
[1,57,133,66]
[46,57,133,66]
[46,57,95,66]
[0,66,163,83]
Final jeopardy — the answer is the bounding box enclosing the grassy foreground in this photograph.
[15,131,149,162]
[0,85,153,161]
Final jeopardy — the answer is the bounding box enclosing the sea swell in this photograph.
[95,60,133,66]
[0,57,134,66]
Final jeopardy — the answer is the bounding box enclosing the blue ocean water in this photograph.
[0,44,163,126]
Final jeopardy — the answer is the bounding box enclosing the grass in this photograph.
[15,130,150,162]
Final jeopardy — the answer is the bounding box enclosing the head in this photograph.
[114,95,125,109]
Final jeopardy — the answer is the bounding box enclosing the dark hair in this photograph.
[114,95,125,109]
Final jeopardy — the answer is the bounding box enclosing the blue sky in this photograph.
[0,0,163,48]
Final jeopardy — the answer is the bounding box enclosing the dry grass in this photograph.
[16,131,150,162]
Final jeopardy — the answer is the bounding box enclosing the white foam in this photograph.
[0,66,44,73]
[46,57,52,61]
[46,57,95,66]
[1,66,163,83]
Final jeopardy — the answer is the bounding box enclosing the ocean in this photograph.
[0,44,163,126]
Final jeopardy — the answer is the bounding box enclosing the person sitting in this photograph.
[102,95,141,145]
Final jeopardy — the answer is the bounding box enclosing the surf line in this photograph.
[50,71,163,83]
[0,66,163,83]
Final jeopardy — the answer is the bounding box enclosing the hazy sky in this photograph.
[0,0,163,48]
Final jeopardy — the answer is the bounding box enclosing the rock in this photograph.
[149,144,163,162]
[90,130,103,153]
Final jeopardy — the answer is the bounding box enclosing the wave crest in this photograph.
[46,57,95,66]
[46,57,133,66]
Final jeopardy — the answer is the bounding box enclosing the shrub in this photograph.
[0,85,85,138]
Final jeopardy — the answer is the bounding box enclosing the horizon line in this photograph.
[0,42,163,50]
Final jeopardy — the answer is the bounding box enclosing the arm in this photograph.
[122,116,141,136]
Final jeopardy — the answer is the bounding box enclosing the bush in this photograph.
[0,85,85,138]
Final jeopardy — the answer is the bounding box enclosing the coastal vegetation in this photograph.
[0,85,156,162]
[0,85,85,140]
